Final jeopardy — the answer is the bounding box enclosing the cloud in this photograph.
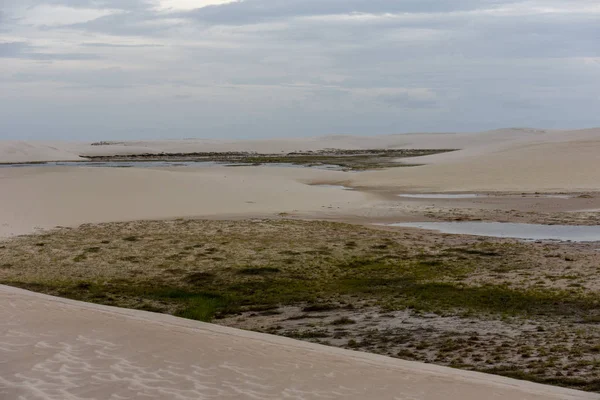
[0,42,26,58]
[1,0,599,140]
[181,0,512,25]
[64,10,183,36]
[21,4,122,26]
[155,0,241,12]
[0,41,99,60]
[357,88,439,108]
[81,42,164,48]
[3,0,151,11]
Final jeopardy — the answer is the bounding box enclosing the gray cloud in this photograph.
[81,42,164,48]
[2,0,151,11]
[0,0,599,140]
[0,41,99,60]
[63,11,175,36]
[0,42,27,58]
[181,0,515,25]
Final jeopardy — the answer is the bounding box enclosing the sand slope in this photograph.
[0,166,366,238]
[1,285,596,400]
[0,141,84,163]
[353,128,600,191]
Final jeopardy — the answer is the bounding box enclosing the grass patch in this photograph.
[175,294,231,322]
[302,303,338,312]
[331,317,356,325]
[238,267,281,276]
[479,367,600,392]
[285,329,330,339]
[339,278,593,316]
[185,272,216,284]
[2,220,596,320]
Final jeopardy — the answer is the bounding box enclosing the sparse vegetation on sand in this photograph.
[83,149,457,171]
[1,219,599,391]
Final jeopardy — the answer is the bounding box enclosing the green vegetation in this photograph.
[331,317,356,325]
[84,149,458,171]
[1,219,598,321]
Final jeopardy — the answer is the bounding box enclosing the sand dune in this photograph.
[1,285,596,400]
[0,141,84,163]
[353,129,600,191]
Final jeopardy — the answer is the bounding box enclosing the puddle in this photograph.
[311,184,354,190]
[536,194,572,199]
[385,222,600,242]
[398,193,573,200]
[253,163,353,172]
[398,194,484,199]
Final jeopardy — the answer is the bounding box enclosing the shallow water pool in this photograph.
[385,222,600,242]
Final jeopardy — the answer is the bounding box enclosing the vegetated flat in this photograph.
[81,149,456,171]
[2,219,600,392]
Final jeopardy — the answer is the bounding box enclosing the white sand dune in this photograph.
[0,141,85,163]
[352,128,600,191]
[1,285,596,400]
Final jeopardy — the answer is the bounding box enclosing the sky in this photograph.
[1,0,599,140]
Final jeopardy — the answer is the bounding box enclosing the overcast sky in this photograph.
[1,0,599,140]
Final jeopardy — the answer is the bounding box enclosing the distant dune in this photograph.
[352,128,600,191]
[2,127,598,162]
[0,128,556,162]
[0,141,85,163]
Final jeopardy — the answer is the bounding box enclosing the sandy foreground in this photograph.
[1,128,600,399]
[1,285,597,400]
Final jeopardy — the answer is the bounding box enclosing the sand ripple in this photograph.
[0,285,596,400]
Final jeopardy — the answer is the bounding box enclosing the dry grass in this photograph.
[1,219,600,391]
